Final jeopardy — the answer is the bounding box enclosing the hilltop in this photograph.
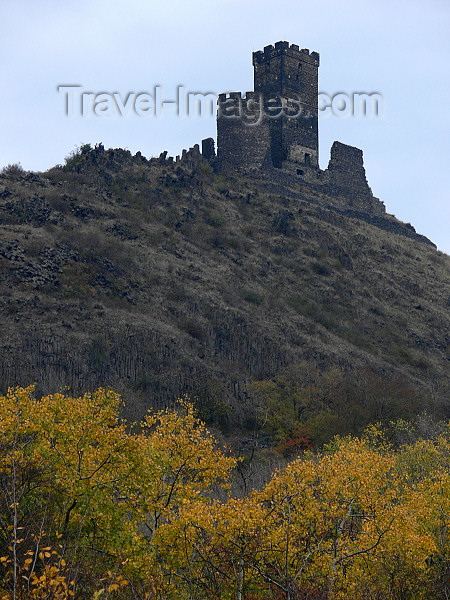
[0,146,448,447]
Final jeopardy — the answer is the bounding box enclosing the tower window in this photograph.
[304,153,311,165]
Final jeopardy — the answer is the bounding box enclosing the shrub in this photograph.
[243,290,263,305]
[1,163,25,176]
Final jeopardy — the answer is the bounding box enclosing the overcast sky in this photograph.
[1,0,449,252]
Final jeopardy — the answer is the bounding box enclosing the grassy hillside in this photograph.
[0,146,448,444]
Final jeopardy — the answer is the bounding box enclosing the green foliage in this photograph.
[0,163,25,176]
[288,294,338,329]
[203,209,224,228]
[192,378,232,431]
[246,366,427,447]
[242,289,263,305]
[391,343,430,369]
[310,261,331,276]
[213,174,231,193]
[63,143,93,172]
[196,162,213,176]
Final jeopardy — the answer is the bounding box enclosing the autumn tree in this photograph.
[0,387,235,598]
[0,386,448,599]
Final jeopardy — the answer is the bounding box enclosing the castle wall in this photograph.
[326,142,371,193]
[202,138,215,160]
[212,41,382,216]
[323,141,384,214]
[282,114,318,166]
[216,93,271,171]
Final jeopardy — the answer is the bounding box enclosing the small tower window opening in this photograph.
[296,64,302,81]
[304,153,311,165]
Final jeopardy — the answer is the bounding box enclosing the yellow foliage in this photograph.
[0,386,448,599]
[0,387,235,597]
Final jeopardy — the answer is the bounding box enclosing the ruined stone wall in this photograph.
[323,141,384,215]
[327,142,369,185]
[213,42,386,216]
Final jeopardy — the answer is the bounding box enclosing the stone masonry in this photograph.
[169,41,385,216]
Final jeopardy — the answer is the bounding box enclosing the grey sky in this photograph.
[1,0,449,252]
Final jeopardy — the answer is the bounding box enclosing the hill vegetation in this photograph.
[0,387,448,599]
[0,147,449,597]
[0,145,448,451]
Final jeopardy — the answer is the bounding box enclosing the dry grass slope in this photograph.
[0,148,448,443]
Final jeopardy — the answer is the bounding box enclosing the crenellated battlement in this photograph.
[151,41,381,215]
[253,41,319,66]
[168,40,378,216]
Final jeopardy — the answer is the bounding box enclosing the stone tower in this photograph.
[252,41,320,168]
[216,41,320,172]
[207,42,383,215]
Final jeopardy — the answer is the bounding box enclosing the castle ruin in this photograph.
[217,42,319,171]
[170,41,385,216]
